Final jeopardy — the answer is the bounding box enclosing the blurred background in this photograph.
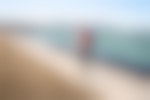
[0,0,150,100]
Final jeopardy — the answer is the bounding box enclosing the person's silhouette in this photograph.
[79,27,93,62]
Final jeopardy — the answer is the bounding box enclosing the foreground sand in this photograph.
[0,34,149,100]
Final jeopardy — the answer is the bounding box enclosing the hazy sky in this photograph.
[0,0,149,24]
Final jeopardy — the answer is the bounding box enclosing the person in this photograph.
[79,26,93,61]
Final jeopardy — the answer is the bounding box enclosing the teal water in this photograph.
[35,27,150,73]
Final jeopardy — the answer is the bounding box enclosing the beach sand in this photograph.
[0,34,149,100]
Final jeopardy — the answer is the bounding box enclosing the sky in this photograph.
[0,0,149,24]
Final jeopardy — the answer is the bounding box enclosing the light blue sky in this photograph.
[0,0,149,24]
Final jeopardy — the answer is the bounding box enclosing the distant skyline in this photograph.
[0,0,149,24]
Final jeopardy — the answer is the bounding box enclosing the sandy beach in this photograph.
[0,34,149,100]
